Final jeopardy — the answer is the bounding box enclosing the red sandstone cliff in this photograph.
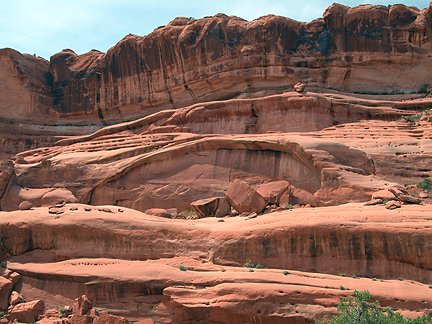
[1,3,432,126]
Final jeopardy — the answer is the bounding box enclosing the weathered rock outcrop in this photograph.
[2,3,432,127]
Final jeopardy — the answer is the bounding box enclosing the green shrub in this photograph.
[0,312,5,317]
[56,308,68,316]
[315,290,432,324]
[398,277,403,281]
[340,285,346,290]
[285,204,293,210]
[201,259,206,263]
[419,84,430,94]
[417,178,432,192]
[372,277,377,281]
[221,268,225,272]
[249,269,254,272]
[244,260,262,269]
[182,210,196,217]
[283,270,289,276]
[179,265,188,271]
[352,275,357,279]
[340,273,346,277]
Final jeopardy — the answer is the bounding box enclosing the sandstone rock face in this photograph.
[1,3,432,129]
[8,299,45,323]
[190,197,230,217]
[2,3,432,323]
[225,180,267,214]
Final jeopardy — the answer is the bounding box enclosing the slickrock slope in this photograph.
[3,204,432,323]
[2,2,432,324]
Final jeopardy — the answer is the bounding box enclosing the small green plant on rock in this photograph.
[285,204,293,210]
[372,277,377,281]
[179,265,188,271]
[398,277,403,281]
[221,268,225,272]
[340,285,346,290]
[340,273,346,277]
[283,270,289,275]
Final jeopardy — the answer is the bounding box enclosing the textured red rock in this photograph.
[0,277,13,310]
[256,181,292,206]
[372,189,397,201]
[93,314,129,324]
[9,291,25,306]
[291,187,316,206]
[225,180,267,214]
[1,3,432,323]
[73,295,92,315]
[190,197,230,217]
[144,208,173,218]
[8,299,45,323]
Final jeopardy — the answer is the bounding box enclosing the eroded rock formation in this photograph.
[1,2,432,323]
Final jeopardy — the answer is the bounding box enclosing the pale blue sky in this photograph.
[1,0,430,60]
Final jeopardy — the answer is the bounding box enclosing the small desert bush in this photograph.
[417,178,432,192]
[316,290,432,324]
[179,265,188,271]
[283,270,289,275]
[244,260,262,269]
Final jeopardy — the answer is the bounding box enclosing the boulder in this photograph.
[190,197,230,217]
[0,277,13,310]
[419,192,430,199]
[372,189,396,201]
[8,272,21,285]
[364,199,383,206]
[293,82,306,92]
[398,194,422,204]
[256,181,292,206]
[144,208,173,218]
[18,201,33,211]
[225,180,267,214]
[41,189,78,206]
[291,188,316,206]
[66,314,94,324]
[73,295,92,315]
[8,299,45,323]
[9,291,25,306]
[93,314,129,324]
[44,308,60,318]
[385,200,401,210]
